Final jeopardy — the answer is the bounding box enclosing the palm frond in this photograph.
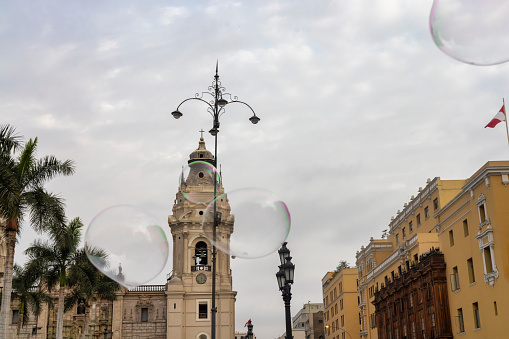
[17,137,37,184]
[0,124,22,155]
[24,156,75,190]
[23,188,67,233]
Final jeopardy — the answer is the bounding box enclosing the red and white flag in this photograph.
[244,319,251,327]
[485,104,506,128]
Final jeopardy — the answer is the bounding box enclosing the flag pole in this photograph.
[504,98,509,148]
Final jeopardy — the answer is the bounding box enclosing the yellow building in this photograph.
[353,160,509,339]
[435,161,509,338]
[322,267,360,339]
[356,177,465,338]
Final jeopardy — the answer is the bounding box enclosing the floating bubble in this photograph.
[85,205,169,288]
[202,188,291,259]
[179,161,221,204]
[429,0,509,65]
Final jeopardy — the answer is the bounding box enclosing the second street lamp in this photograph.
[277,242,295,339]
[171,62,260,339]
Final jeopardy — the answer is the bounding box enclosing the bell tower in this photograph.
[166,137,236,339]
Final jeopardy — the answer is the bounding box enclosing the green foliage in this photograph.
[0,124,75,231]
[331,260,350,279]
[24,218,120,314]
[12,263,53,327]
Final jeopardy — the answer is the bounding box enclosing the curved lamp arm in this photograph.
[171,97,214,119]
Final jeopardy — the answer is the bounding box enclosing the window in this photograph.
[416,214,421,226]
[341,315,344,327]
[402,227,406,239]
[141,308,148,322]
[483,247,494,273]
[340,299,343,310]
[494,301,498,316]
[463,219,469,236]
[396,233,399,244]
[449,230,454,246]
[433,198,438,210]
[473,302,481,329]
[451,267,460,291]
[424,206,429,219]
[196,300,210,320]
[12,310,19,324]
[457,308,464,333]
[409,221,413,232]
[199,303,208,319]
[479,204,487,224]
[467,258,475,284]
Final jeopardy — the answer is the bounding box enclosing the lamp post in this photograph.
[171,62,260,339]
[276,242,295,339]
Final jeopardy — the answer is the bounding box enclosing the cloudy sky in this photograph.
[3,1,509,338]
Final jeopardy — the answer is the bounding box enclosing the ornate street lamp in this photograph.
[276,242,295,339]
[171,62,260,339]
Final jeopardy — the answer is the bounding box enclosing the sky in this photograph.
[3,1,509,338]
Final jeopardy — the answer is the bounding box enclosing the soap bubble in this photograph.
[85,205,169,288]
[202,188,291,259]
[429,0,509,65]
[179,161,221,204]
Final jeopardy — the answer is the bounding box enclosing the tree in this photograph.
[25,217,119,339]
[64,248,120,339]
[12,263,53,336]
[335,260,350,273]
[0,124,75,338]
[331,260,350,279]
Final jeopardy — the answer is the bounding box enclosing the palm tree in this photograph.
[0,124,75,337]
[12,263,53,336]
[25,217,119,339]
[64,248,120,339]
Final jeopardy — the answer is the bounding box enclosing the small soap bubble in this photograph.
[202,188,291,259]
[429,0,509,65]
[85,205,169,288]
[179,161,221,204]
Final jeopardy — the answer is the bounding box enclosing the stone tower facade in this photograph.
[165,136,236,339]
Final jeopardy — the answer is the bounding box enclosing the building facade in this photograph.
[322,268,359,339]
[434,161,509,338]
[372,249,453,339]
[292,303,325,339]
[354,160,509,339]
[0,137,237,339]
[355,177,465,339]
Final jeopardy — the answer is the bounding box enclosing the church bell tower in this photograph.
[166,136,236,339]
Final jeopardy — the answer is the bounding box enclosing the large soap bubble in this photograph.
[202,188,291,259]
[429,0,509,65]
[85,205,169,288]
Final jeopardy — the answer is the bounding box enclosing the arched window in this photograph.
[194,241,208,266]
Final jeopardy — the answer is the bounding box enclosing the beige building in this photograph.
[322,268,359,339]
[0,137,237,339]
[292,303,325,339]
